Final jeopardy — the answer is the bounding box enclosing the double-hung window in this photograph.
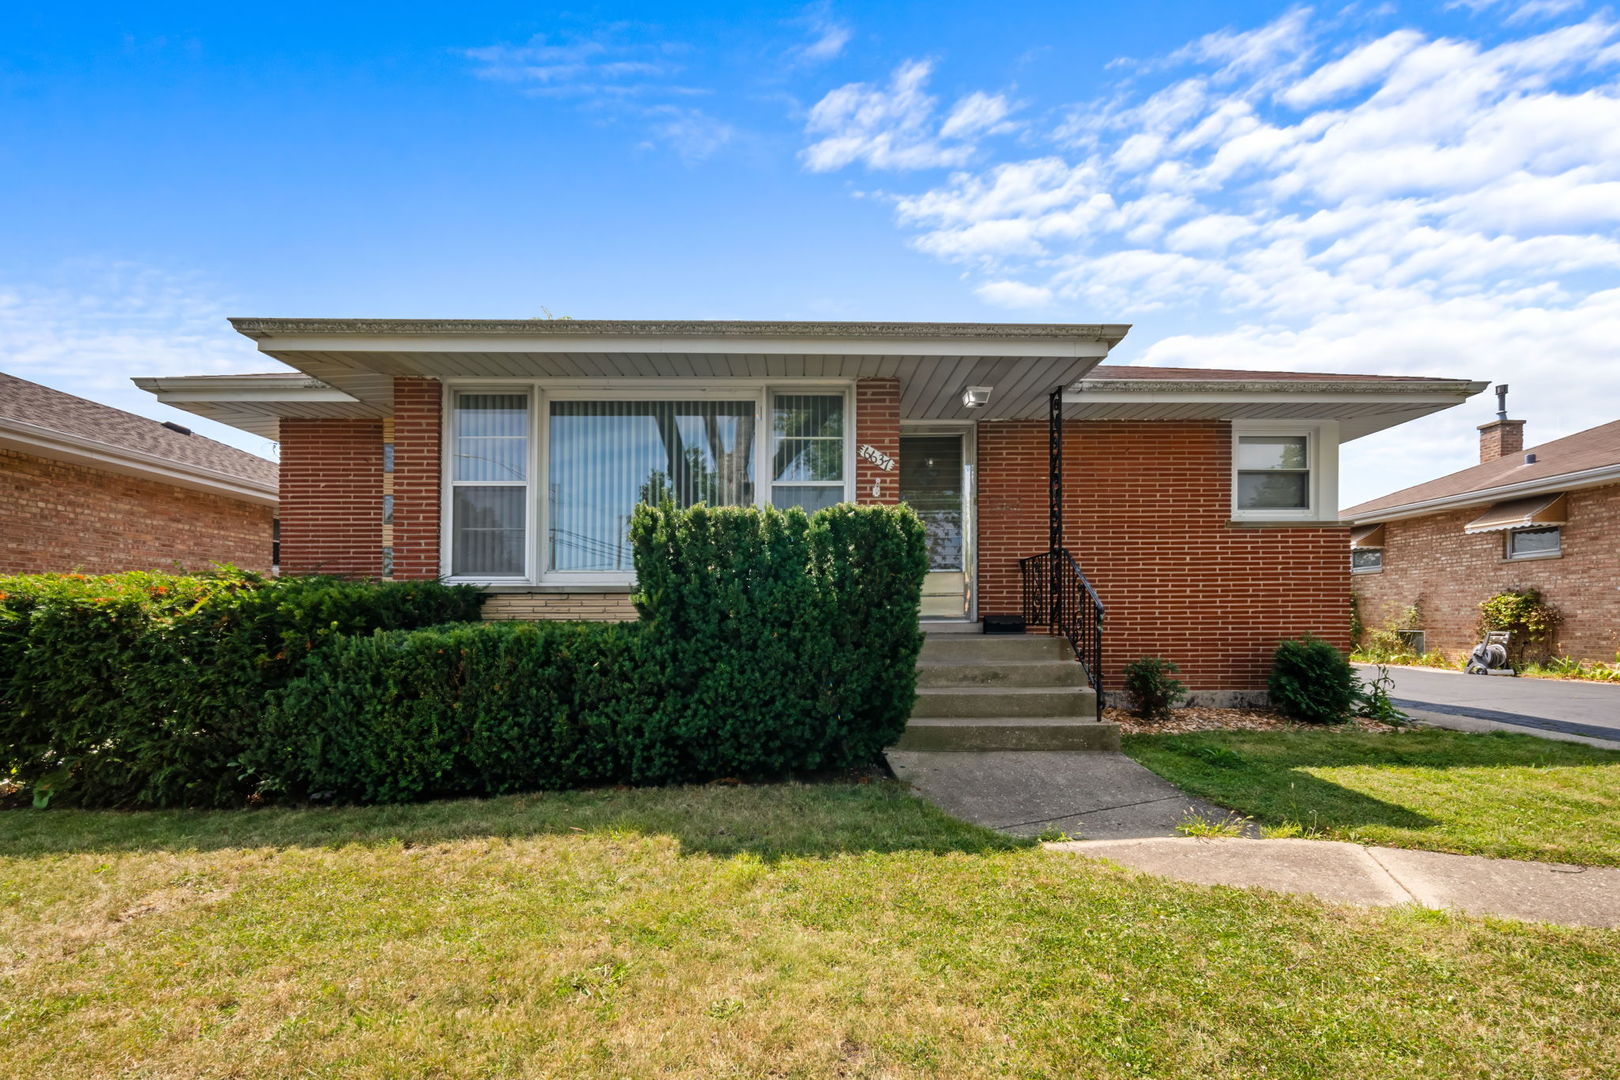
[1231,424,1336,522]
[449,391,530,578]
[447,385,852,583]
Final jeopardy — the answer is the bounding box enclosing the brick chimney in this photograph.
[1477,383,1525,463]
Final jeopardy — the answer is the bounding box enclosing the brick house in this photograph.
[1,371,277,575]
[1343,397,1620,663]
[138,319,1482,704]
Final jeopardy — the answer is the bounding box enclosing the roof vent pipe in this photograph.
[1525,453,1538,465]
[1495,383,1509,421]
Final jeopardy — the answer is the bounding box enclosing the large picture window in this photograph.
[445,384,853,582]
[548,399,757,572]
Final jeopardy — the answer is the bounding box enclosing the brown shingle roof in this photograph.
[0,371,278,489]
[1343,418,1620,519]
[1085,364,1448,383]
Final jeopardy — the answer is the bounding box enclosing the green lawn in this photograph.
[1125,728,1620,866]
[5,783,1620,1078]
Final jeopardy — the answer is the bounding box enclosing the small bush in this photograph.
[1269,636,1358,724]
[1478,588,1560,666]
[1122,657,1187,722]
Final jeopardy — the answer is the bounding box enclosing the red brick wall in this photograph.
[392,377,442,579]
[1353,482,1620,661]
[278,418,383,578]
[855,378,900,506]
[977,420,1351,694]
[0,448,273,575]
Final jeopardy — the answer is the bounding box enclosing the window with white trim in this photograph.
[449,391,530,578]
[444,383,853,584]
[547,398,757,572]
[1230,424,1338,522]
[770,393,845,512]
[1235,434,1311,512]
[1506,526,1561,560]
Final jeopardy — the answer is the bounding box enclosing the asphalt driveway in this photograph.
[1359,664,1620,745]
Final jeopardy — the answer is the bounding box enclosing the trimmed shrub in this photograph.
[5,503,928,807]
[1268,636,1358,724]
[0,569,483,807]
[1122,657,1187,723]
[257,620,643,803]
[257,501,930,801]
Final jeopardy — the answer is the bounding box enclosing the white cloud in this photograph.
[975,280,1053,308]
[0,260,282,458]
[1448,0,1585,26]
[801,60,1018,171]
[789,3,852,64]
[801,7,1620,503]
[461,28,731,161]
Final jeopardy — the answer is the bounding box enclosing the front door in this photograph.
[899,432,973,619]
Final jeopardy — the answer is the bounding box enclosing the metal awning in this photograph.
[1350,523,1387,548]
[1463,493,1568,533]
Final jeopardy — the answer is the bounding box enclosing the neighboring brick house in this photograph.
[1343,398,1620,663]
[0,372,277,575]
[139,319,1483,703]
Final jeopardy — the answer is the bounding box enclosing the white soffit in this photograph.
[227,318,1130,423]
[1063,379,1488,441]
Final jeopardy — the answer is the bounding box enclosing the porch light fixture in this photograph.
[962,385,993,409]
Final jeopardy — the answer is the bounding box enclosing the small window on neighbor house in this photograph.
[1351,548,1383,573]
[1506,526,1561,560]
[1235,434,1311,513]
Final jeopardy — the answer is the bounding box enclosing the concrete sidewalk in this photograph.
[888,748,1620,928]
[1050,836,1620,929]
[886,750,1243,839]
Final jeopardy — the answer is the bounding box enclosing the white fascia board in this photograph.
[149,387,359,404]
[1342,464,1620,524]
[0,421,277,505]
[256,333,1115,360]
[1065,388,1476,406]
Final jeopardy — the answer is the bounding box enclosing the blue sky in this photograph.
[3,1,1618,506]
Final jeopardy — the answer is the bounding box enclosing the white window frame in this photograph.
[440,379,855,586]
[444,385,536,583]
[1230,421,1339,524]
[1504,525,1562,562]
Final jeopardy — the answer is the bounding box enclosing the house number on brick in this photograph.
[858,444,896,472]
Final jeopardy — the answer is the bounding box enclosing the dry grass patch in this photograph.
[4,782,1620,1078]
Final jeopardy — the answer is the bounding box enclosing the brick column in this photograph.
[854,378,901,505]
[278,418,383,578]
[1478,418,1526,463]
[392,377,443,579]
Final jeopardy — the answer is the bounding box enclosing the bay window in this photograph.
[445,384,852,583]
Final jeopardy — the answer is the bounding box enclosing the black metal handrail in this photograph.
[1019,548,1105,710]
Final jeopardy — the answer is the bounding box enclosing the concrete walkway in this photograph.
[1049,836,1620,929]
[888,748,1620,928]
[1360,663,1620,747]
[887,750,1242,839]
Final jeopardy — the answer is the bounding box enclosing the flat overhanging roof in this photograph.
[196,318,1134,432]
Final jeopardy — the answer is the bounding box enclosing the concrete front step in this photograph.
[919,634,1071,663]
[893,717,1121,752]
[916,659,1086,689]
[912,685,1096,719]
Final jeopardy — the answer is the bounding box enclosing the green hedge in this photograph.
[4,503,927,808]
[258,502,928,802]
[0,570,483,807]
